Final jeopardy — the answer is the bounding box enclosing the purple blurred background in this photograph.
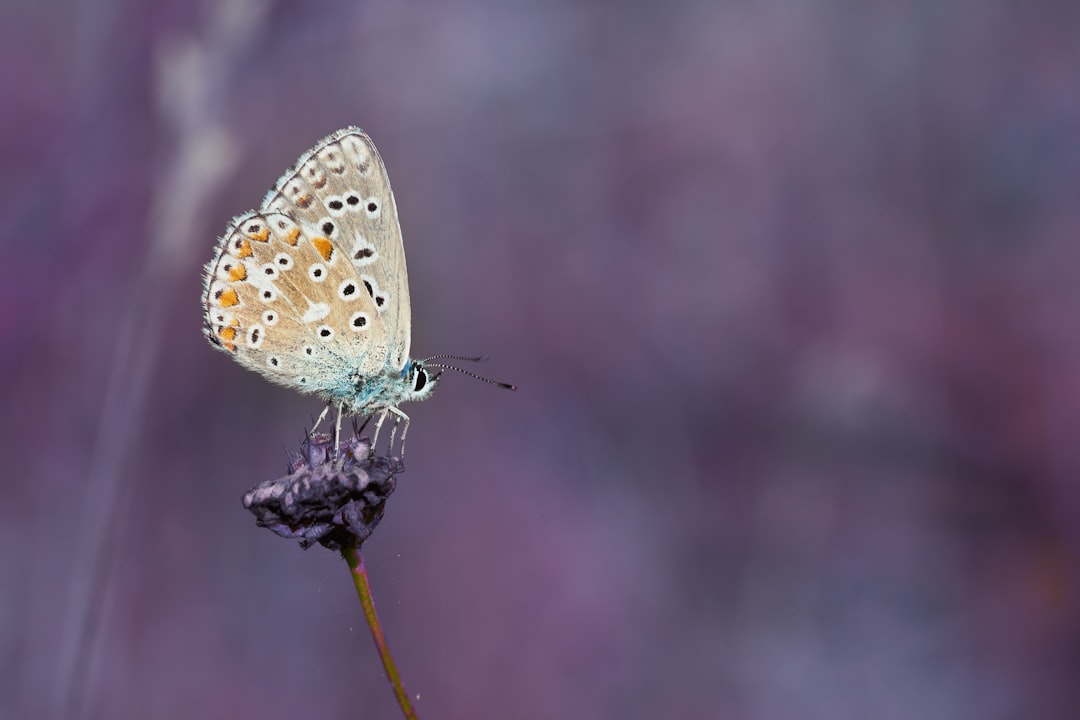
[3,1,1080,718]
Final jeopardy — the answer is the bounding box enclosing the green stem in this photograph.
[342,540,419,720]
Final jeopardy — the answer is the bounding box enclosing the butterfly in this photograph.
[201,127,511,457]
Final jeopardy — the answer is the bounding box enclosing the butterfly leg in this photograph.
[370,409,390,457]
[310,403,332,437]
[332,401,345,457]
[387,417,399,457]
[386,406,410,459]
[397,411,411,459]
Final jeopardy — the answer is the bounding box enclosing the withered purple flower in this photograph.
[242,433,402,551]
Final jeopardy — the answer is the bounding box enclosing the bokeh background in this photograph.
[3,1,1080,718]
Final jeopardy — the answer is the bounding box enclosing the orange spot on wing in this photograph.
[249,226,270,242]
[219,288,239,307]
[296,193,314,208]
[287,227,301,246]
[228,264,247,281]
[311,237,334,261]
[234,239,253,258]
[219,326,237,341]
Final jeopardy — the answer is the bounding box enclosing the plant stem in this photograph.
[342,540,419,720]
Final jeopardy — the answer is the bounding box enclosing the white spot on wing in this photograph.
[246,266,278,294]
[351,234,378,267]
[349,311,370,331]
[302,301,330,323]
[338,279,359,301]
[323,196,347,217]
[247,325,265,348]
[364,197,382,219]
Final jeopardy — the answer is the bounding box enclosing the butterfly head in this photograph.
[351,355,511,415]
[401,358,439,403]
[339,358,439,417]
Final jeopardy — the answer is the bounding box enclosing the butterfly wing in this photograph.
[261,127,412,374]
[202,210,387,400]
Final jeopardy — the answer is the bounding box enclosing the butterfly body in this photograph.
[327,358,435,417]
[202,128,439,451]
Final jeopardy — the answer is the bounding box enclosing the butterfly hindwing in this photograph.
[202,210,386,397]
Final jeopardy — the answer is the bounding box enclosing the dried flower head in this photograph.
[242,433,402,551]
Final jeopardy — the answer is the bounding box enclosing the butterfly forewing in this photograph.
[261,127,411,372]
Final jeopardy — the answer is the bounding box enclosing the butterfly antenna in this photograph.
[427,363,517,391]
[424,354,490,363]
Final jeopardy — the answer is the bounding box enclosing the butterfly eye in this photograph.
[413,368,428,393]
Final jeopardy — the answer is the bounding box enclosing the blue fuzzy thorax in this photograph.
[337,358,438,416]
